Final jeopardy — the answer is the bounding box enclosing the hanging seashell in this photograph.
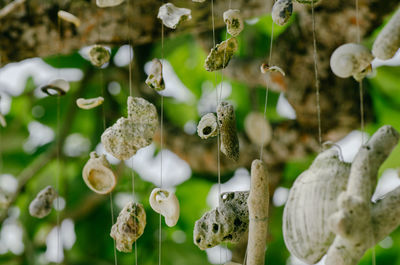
[57,10,80,27]
[101,97,158,160]
[0,113,6,127]
[223,9,244,37]
[244,112,272,147]
[193,191,249,250]
[157,3,192,29]
[89,45,111,67]
[330,43,373,82]
[205,37,238,72]
[192,0,206,2]
[197,113,218,139]
[372,8,400,60]
[110,201,146,253]
[29,186,58,218]
[76,97,104,110]
[82,151,117,194]
[41,79,70,96]
[217,101,239,161]
[149,188,180,227]
[260,63,285,76]
[145,58,165,91]
[271,0,293,26]
[282,148,351,264]
[96,0,125,8]
[294,0,319,4]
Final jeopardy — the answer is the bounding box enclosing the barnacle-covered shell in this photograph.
[204,37,238,72]
[41,79,70,96]
[271,0,293,26]
[223,9,244,37]
[110,201,146,253]
[244,112,272,147]
[89,45,110,67]
[57,10,80,27]
[330,43,373,81]
[217,101,239,161]
[145,58,165,91]
[76,97,104,109]
[149,188,180,227]
[194,191,249,250]
[283,149,351,264]
[82,151,116,194]
[101,97,158,160]
[197,113,218,139]
[96,0,125,8]
[157,3,192,29]
[29,186,58,218]
[372,8,400,60]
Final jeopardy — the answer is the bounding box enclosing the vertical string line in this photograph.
[110,193,118,265]
[355,0,365,144]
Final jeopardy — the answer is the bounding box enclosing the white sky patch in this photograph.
[379,236,394,249]
[23,121,55,154]
[114,192,137,210]
[245,17,260,25]
[53,196,66,211]
[0,174,18,194]
[0,207,24,255]
[198,80,232,116]
[273,186,290,207]
[277,93,296,120]
[171,230,186,244]
[125,144,191,188]
[108,81,121,95]
[113,45,134,67]
[63,133,91,157]
[207,168,250,209]
[335,130,369,163]
[145,59,195,103]
[0,92,11,115]
[95,142,121,165]
[45,219,76,263]
[206,245,232,264]
[183,120,197,135]
[372,169,400,202]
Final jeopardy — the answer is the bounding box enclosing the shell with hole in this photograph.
[76,97,104,110]
[145,58,165,91]
[372,8,400,60]
[197,113,218,139]
[110,201,146,252]
[149,188,180,227]
[271,0,293,26]
[244,112,272,147]
[96,0,125,8]
[41,79,70,96]
[89,45,110,67]
[157,3,192,29]
[223,9,244,37]
[29,186,58,218]
[283,148,351,264]
[82,151,116,194]
[217,101,239,161]
[204,37,238,71]
[330,43,373,81]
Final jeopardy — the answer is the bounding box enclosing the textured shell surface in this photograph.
[217,101,239,161]
[330,43,373,80]
[145,58,165,91]
[96,0,124,7]
[82,151,116,194]
[76,97,104,109]
[197,113,218,139]
[110,201,146,252]
[283,149,351,264]
[223,9,244,37]
[244,112,272,147]
[29,186,57,218]
[157,3,192,29]
[204,37,238,72]
[89,45,111,67]
[372,8,400,60]
[271,0,293,26]
[193,191,249,250]
[149,188,180,227]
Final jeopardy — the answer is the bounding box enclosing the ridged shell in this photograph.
[283,149,351,264]
[372,8,400,60]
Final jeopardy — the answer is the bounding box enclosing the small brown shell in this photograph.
[29,186,58,218]
[149,188,180,227]
[372,8,400,60]
[82,151,117,194]
[89,45,111,67]
[223,9,244,37]
[197,113,218,139]
[204,37,238,72]
[157,3,192,29]
[145,58,165,91]
[217,101,239,161]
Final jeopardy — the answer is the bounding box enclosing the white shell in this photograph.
[89,45,110,67]
[244,112,272,147]
[205,37,238,72]
[271,0,293,26]
[330,43,373,81]
[283,149,351,264]
[41,79,70,96]
[372,8,400,60]
[96,0,125,8]
[145,58,165,91]
[149,188,180,227]
[82,151,116,194]
[29,186,58,218]
[197,113,218,139]
[76,97,104,109]
[223,9,244,37]
[157,3,192,29]
[57,10,80,27]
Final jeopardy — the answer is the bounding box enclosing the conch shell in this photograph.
[82,151,116,194]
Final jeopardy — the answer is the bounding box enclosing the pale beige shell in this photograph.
[197,113,218,139]
[145,58,165,91]
[157,3,192,29]
[282,149,351,264]
[372,8,400,60]
[204,37,238,72]
[76,97,104,110]
[244,112,272,147]
[82,151,116,194]
[330,43,373,81]
[223,9,244,37]
[89,45,110,67]
[217,101,239,161]
[96,0,125,8]
[41,79,70,96]
[260,64,285,76]
[149,188,180,227]
[271,0,293,26]
[29,186,58,218]
[57,10,80,27]
[110,201,146,253]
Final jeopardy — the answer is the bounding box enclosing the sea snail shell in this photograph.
[82,151,117,194]
[89,45,111,67]
[223,9,244,37]
[330,43,373,81]
[149,188,180,227]
[76,97,104,109]
[217,101,239,161]
[157,3,192,29]
[145,58,165,91]
[283,148,351,264]
[29,186,58,218]
[204,37,238,72]
[271,0,293,26]
[41,79,70,96]
[197,113,218,139]
[372,8,400,60]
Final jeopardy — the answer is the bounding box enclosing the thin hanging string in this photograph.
[355,0,365,144]
[311,0,322,150]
